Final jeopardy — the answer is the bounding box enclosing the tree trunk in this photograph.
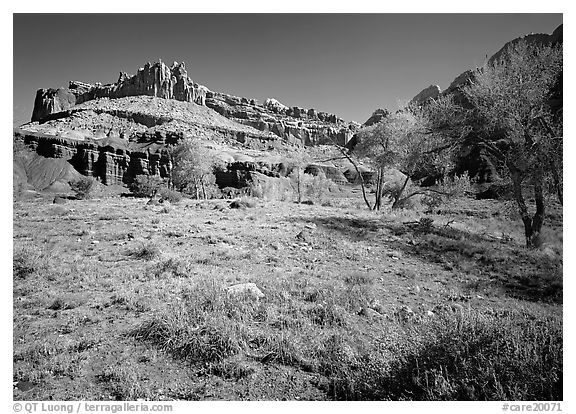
[392,175,410,209]
[511,170,545,248]
[531,173,545,246]
[373,169,382,211]
[549,159,563,205]
[298,168,301,204]
[377,168,386,210]
[329,140,372,210]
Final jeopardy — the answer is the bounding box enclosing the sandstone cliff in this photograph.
[30,61,357,148]
[32,61,208,122]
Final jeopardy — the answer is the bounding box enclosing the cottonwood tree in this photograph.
[287,147,311,204]
[171,138,222,199]
[354,109,453,209]
[426,40,562,247]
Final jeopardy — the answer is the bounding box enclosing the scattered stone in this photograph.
[387,250,403,259]
[296,229,312,243]
[304,223,317,230]
[359,307,384,319]
[451,303,465,313]
[15,381,36,392]
[91,240,100,245]
[426,310,435,317]
[369,299,385,314]
[226,283,264,299]
[395,305,415,320]
[270,243,282,251]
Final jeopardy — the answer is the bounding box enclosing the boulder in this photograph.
[296,229,312,243]
[53,196,67,204]
[359,307,384,319]
[226,283,264,299]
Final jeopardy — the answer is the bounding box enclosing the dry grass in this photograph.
[13,191,562,401]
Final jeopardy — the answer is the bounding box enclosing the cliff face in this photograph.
[205,91,357,147]
[31,61,208,122]
[19,94,287,187]
[30,61,357,147]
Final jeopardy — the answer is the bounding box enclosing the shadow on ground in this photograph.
[302,215,562,304]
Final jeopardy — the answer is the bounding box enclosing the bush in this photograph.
[69,177,97,200]
[248,173,293,201]
[315,309,562,401]
[129,278,258,364]
[13,245,43,279]
[306,172,338,204]
[128,242,161,261]
[158,187,183,204]
[229,196,258,209]
[439,173,474,197]
[130,175,165,198]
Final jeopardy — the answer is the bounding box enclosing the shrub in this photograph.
[248,173,293,201]
[130,175,165,198]
[69,177,97,200]
[416,217,435,234]
[306,172,338,204]
[158,187,183,204]
[128,242,161,261]
[129,279,258,364]
[439,173,474,197]
[314,309,562,401]
[229,196,258,209]
[13,246,43,279]
[148,257,191,279]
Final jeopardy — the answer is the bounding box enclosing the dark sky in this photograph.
[13,13,562,125]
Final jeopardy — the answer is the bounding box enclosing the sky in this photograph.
[13,13,562,125]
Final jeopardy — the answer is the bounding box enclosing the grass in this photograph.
[13,192,563,401]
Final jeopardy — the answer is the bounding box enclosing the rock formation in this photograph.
[30,61,357,148]
[410,85,441,106]
[31,61,209,122]
[362,108,391,127]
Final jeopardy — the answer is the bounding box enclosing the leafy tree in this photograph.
[287,147,311,204]
[354,110,453,209]
[130,175,165,198]
[426,40,562,247]
[171,138,222,199]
